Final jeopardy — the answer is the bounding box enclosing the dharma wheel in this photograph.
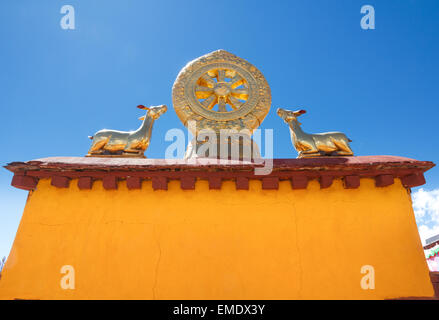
[172,50,271,134]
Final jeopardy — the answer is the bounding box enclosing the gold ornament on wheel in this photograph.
[172,50,271,159]
[172,50,271,133]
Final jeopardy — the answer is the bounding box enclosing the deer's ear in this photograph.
[297,109,306,114]
[138,116,146,121]
[137,105,150,110]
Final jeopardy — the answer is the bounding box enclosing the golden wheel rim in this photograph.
[172,50,271,133]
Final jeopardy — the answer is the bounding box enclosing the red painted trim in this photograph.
[9,155,432,169]
[319,176,333,189]
[181,176,196,190]
[102,176,117,190]
[344,175,360,189]
[152,176,167,190]
[375,174,394,187]
[208,177,222,190]
[126,176,141,190]
[4,156,435,191]
[19,167,429,180]
[51,176,70,188]
[291,176,308,189]
[77,177,92,190]
[8,170,430,191]
[11,175,38,191]
[430,272,439,298]
[236,177,249,190]
[262,177,279,190]
[401,173,426,188]
[424,240,439,250]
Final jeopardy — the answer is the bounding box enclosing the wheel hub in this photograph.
[214,83,231,97]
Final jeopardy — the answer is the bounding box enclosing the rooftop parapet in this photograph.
[5,155,435,191]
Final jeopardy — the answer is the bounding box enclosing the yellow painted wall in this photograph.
[0,177,434,299]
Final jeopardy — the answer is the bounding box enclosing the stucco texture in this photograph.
[0,177,433,299]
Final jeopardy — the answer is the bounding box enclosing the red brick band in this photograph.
[152,176,167,190]
[102,176,117,190]
[208,177,222,190]
[126,176,141,190]
[291,176,308,189]
[262,177,279,190]
[51,176,70,188]
[344,175,360,189]
[78,177,93,190]
[5,156,435,192]
[181,176,196,190]
[375,174,394,187]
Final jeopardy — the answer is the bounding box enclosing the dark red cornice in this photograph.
[424,240,439,250]
[4,156,435,191]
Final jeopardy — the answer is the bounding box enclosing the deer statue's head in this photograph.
[137,105,168,121]
[277,108,306,125]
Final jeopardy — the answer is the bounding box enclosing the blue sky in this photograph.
[1,0,439,257]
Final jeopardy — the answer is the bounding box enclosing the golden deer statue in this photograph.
[87,104,167,157]
[277,108,353,158]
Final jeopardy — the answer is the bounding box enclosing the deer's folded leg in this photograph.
[301,148,320,154]
[89,139,108,153]
[332,140,353,156]
[103,144,126,153]
[89,149,104,155]
[298,151,322,158]
[125,139,149,152]
[333,150,354,156]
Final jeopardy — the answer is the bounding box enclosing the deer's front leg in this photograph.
[299,152,323,158]
[295,138,320,157]
[88,136,110,154]
[296,140,318,154]
[124,138,149,153]
[122,138,147,158]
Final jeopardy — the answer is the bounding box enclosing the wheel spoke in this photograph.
[225,69,236,79]
[231,88,249,100]
[218,97,227,112]
[200,74,216,88]
[198,69,250,113]
[229,75,245,89]
[217,69,226,82]
[207,70,217,78]
[201,95,217,109]
[195,85,214,99]
[227,96,243,110]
